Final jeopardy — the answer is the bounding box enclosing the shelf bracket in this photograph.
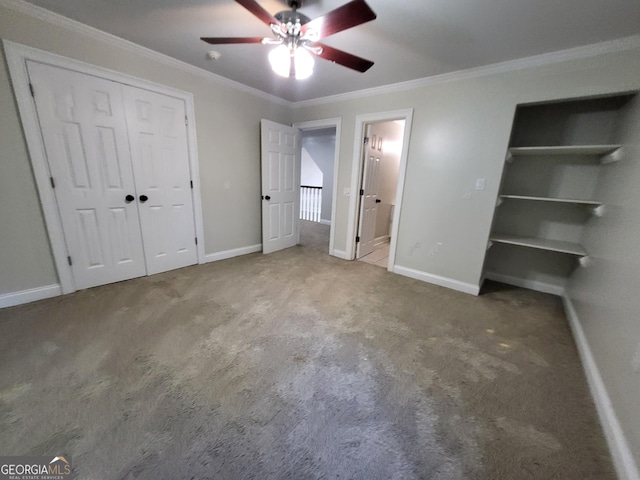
[590,204,605,217]
[578,256,592,268]
[486,240,493,251]
[601,148,622,165]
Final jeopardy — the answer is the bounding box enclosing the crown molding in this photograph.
[0,0,292,107]
[3,0,639,110]
[291,34,640,108]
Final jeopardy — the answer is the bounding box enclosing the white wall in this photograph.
[300,148,323,186]
[301,130,335,223]
[292,45,640,288]
[566,94,640,474]
[0,2,290,296]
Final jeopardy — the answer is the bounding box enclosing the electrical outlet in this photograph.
[632,344,640,373]
[463,192,472,199]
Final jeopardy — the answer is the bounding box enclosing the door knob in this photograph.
[125,194,135,203]
[139,195,148,203]
[375,199,381,203]
[263,195,271,201]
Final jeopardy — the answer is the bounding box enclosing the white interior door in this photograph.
[261,119,301,254]
[356,142,381,258]
[124,86,198,275]
[27,61,147,289]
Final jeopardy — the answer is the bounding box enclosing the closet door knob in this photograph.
[263,195,271,201]
[125,194,135,203]
[139,195,149,203]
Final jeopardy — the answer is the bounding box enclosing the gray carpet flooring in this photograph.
[0,221,614,479]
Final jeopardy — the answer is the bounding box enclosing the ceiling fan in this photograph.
[201,0,377,79]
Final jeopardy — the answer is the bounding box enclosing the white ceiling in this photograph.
[23,0,640,102]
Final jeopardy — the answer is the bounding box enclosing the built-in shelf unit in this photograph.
[483,94,636,294]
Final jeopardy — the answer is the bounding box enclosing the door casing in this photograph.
[293,118,342,257]
[5,41,206,294]
[348,110,414,270]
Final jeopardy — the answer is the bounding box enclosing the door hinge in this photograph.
[50,177,55,188]
[356,236,360,243]
[185,115,188,126]
[67,256,72,266]
[364,136,369,145]
[29,83,35,97]
[195,237,198,245]
[359,189,364,196]
[190,180,193,189]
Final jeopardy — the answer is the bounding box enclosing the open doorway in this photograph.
[294,118,341,256]
[357,120,405,268]
[347,109,413,271]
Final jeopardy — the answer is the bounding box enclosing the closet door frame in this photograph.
[4,40,206,294]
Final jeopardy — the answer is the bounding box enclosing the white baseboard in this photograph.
[484,271,566,296]
[0,284,61,309]
[332,249,351,260]
[562,294,640,480]
[393,265,480,295]
[374,235,390,245]
[205,244,262,263]
[319,219,331,226]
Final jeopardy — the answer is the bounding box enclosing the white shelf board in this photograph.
[509,145,621,156]
[500,195,602,206]
[490,233,587,256]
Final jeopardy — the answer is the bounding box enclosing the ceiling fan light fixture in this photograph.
[268,44,292,77]
[293,47,314,80]
[268,44,314,80]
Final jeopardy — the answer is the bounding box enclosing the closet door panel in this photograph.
[124,87,198,275]
[27,61,146,289]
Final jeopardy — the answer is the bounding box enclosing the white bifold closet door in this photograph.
[123,87,198,275]
[27,61,197,290]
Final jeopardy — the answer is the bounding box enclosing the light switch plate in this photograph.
[475,178,486,191]
[632,344,640,373]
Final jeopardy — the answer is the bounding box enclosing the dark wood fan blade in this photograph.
[302,0,376,39]
[313,43,374,72]
[235,0,279,27]
[201,37,266,44]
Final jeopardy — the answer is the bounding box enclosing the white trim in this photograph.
[4,41,207,293]
[331,249,350,261]
[205,244,262,263]
[0,0,290,107]
[484,271,566,296]
[374,235,390,245]
[3,0,639,108]
[4,42,75,293]
[0,284,61,309]
[293,117,341,257]
[393,265,480,295]
[293,34,640,108]
[319,219,331,226]
[348,109,414,269]
[562,295,640,480]
[183,96,206,264]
